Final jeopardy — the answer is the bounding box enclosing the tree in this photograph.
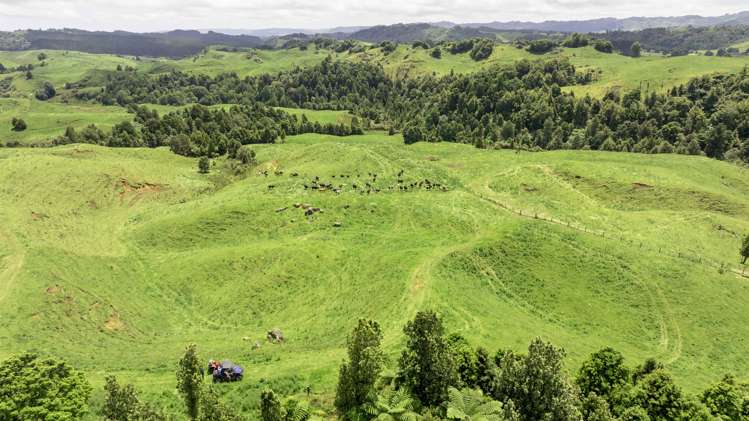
[431,48,442,59]
[446,387,504,421]
[198,156,211,174]
[398,311,458,407]
[363,387,419,421]
[631,370,686,421]
[169,134,192,156]
[261,389,284,421]
[199,387,241,421]
[495,338,582,421]
[593,40,614,54]
[474,348,499,396]
[632,358,663,385]
[25,70,33,80]
[631,42,642,58]
[35,81,56,100]
[701,374,743,420]
[0,353,92,420]
[581,393,615,421]
[705,124,734,159]
[103,376,140,420]
[10,117,26,132]
[447,334,477,388]
[103,376,164,421]
[37,52,47,61]
[335,319,386,414]
[562,33,589,48]
[618,406,651,421]
[177,344,203,420]
[740,234,749,265]
[402,125,424,145]
[236,145,257,165]
[576,347,630,401]
[527,39,557,54]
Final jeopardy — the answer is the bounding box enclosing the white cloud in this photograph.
[0,0,745,32]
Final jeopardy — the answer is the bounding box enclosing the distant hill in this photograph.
[463,11,749,32]
[204,26,368,37]
[2,29,263,57]
[211,11,749,39]
[343,23,501,43]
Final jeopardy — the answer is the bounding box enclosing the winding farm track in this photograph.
[398,167,686,361]
[467,169,687,361]
[0,228,25,305]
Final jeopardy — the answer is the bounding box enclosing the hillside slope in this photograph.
[1,136,747,416]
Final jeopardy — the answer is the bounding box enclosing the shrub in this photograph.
[10,117,26,131]
[35,81,56,100]
[593,40,614,53]
[198,156,211,174]
[527,39,558,54]
[470,39,494,61]
[0,353,92,420]
[236,146,257,165]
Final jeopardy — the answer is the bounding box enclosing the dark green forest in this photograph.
[69,56,749,163]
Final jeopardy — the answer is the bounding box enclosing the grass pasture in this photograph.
[1,135,748,418]
[4,46,749,147]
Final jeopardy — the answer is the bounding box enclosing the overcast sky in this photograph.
[1,0,747,32]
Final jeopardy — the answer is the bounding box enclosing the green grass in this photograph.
[142,47,340,77]
[5,46,749,147]
[1,136,748,418]
[3,46,749,416]
[275,107,354,125]
[349,44,533,78]
[729,39,749,51]
[559,47,749,96]
[0,98,131,145]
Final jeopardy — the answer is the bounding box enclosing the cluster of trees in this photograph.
[599,26,749,57]
[331,312,749,421]
[527,39,559,54]
[78,57,391,113]
[523,36,623,56]
[74,49,749,164]
[0,62,36,76]
[390,60,749,162]
[56,103,363,156]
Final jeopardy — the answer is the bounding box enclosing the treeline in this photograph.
[4,311,746,420]
[599,26,749,56]
[331,312,749,421]
[390,62,749,162]
[11,29,265,58]
[75,57,391,112]
[56,103,363,156]
[77,54,749,163]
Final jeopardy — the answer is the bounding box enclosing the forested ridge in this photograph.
[71,56,749,163]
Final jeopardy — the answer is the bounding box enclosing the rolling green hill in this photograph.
[1,135,747,417]
[4,45,749,147]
